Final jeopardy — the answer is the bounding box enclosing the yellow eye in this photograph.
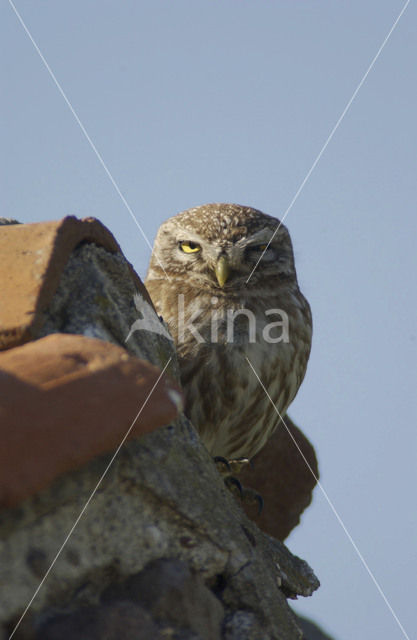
[180,241,201,254]
[258,244,268,251]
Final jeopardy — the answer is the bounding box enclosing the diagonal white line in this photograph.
[246,0,411,284]
[8,357,173,640]
[245,356,411,640]
[8,0,171,282]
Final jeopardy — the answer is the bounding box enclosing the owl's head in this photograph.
[147,203,298,292]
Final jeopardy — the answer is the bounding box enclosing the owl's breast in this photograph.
[179,323,308,459]
[151,285,311,459]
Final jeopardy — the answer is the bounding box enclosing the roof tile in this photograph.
[0,333,182,508]
[0,216,150,349]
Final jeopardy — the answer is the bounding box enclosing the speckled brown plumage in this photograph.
[145,203,312,460]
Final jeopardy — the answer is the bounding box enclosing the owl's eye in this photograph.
[179,241,201,254]
[246,243,276,262]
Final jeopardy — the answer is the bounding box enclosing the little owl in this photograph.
[145,203,312,462]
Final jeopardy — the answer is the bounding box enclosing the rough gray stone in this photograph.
[102,558,223,640]
[37,601,162,640]
[159,628,205,640]
[38,243,179,378]
[223,610,270,640]
[0,241,319,639]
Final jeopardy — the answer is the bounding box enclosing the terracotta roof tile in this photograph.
[0,216,151,350]
[0,333,182,508]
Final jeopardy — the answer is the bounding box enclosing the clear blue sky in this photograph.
[2,2,416,638]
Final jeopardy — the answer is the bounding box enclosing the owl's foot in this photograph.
[213,457,263,514]
[214,456,252,477]
[229,457,252,475]
[225,478,263,515]
[214,456,232,476]
[224,475,243,497]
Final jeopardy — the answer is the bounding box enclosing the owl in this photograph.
[145,203,312,462]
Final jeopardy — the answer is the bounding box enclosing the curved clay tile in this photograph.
[0,333,182,508]
[0,217,152,349]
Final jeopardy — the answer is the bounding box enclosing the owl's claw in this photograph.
[228,457,252,475]
[224,475,243,497]
[214,456,232,475]
[213,456,263,514]
[224,478,264,515]
[213,456,252,477]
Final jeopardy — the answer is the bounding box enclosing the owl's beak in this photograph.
[215,256,231,287]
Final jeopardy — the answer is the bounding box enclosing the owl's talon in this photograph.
[224,476,243,497]
[224,477,263,514]
[241,488,264,515]
[214,456,253,477]
[214,456,231,475]
[228,457,252,475]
